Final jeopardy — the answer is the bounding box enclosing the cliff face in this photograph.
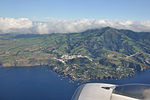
[0,27,150,81]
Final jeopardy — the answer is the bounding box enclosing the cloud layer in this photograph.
[0,17,150,34]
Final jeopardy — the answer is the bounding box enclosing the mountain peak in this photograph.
[101,27,119,32]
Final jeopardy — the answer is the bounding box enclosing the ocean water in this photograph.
[0,66,150,100]
[0,66,78,100]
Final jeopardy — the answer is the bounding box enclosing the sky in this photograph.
[0,0,150,21]
[0,0,150,34]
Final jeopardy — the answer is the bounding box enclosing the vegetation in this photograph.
[0,27,150,81]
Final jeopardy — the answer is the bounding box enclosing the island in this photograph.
[0,27,150,81]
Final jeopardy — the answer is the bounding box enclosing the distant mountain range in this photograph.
[0,27,150,81]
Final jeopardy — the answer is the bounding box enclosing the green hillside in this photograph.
[0,27,150,81]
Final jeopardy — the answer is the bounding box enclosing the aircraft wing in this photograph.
[72,83,150,100]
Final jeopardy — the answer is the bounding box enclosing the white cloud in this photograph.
[0,17,150,34]
[0,18,33,33]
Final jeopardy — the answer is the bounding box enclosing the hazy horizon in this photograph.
[0,17,150,34]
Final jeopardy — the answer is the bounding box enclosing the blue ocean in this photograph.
[0,66,150,100]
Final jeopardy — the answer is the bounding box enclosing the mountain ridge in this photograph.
[0,27,150,81]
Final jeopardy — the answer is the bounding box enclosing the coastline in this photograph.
[0,65,136,82]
